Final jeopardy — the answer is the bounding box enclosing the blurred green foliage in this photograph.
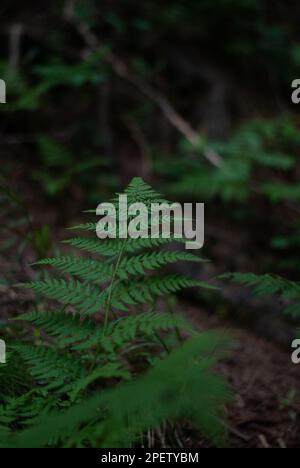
[158,116,299,202]
[33,137,105,198]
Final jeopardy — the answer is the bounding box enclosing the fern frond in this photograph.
[70,363,130,402]
[0,351,32,400]
[124,177,165,205]
[69,222,96,232]
[15,311,95,346]
[19,279,104,315]
[14,345,87,393]
[77,312,195,352]
[116,251,204,280]
[62,237,121,256]
[107,275,217,311]
[33,252,203,283]
[7,333,231,448]
[223,272,300,318]
[64,236,186,256]
[20,275,210,316]
[33,256,112,283]
[0,390,60,445]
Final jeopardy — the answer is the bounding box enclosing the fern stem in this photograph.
[102,237,128,336]
[167,299,183,344]
[155,331,170,353]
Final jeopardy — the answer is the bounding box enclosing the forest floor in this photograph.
[185,303,300,448]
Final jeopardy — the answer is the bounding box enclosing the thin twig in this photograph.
[224,422,250,443]
[258,434,270,448]
[8,23,23,74]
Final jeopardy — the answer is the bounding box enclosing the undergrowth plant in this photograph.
[0,178,231,448]
[158,116,299,203]
[223,272,300,337]
[0,175,52,261]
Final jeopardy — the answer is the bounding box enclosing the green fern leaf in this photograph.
[19,279,104,315]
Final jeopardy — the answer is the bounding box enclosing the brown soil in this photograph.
[185,303,300,448]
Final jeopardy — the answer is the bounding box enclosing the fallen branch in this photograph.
[64,0,223,168]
